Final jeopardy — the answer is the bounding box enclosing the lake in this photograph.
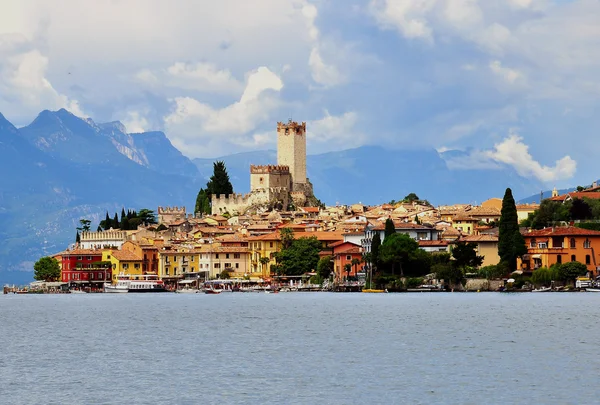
[1,292,598,404]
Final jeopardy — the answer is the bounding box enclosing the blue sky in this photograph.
[1,0,598,188]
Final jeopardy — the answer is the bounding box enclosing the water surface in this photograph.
[1,292,597,404]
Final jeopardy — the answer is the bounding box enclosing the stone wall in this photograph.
[158,206,187,224]
[211,193,251,216]
[250,165,291,191]
[277,120,307,185]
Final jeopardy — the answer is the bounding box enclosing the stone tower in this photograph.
[277,120,307,188]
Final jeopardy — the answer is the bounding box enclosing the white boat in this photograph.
[586,288,600,292]
[176,289,198,294]
[69,289,88,294]
[532,287,552,292]
[104,274,167,293]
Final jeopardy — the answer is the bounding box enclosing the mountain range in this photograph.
[1,108,546,285]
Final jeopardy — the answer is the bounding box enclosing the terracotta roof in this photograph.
[300,207,320,213]
[330,240,360,248]
[371,221,434,231]
[110,250,142,261]
[335,247,362,255]
[418,240,449,247]
[549,192,600,201]
[452,214,479,221]
[466,207,501,216]
[61,249,104,256]
[442,227,461,236]
[462,234,499,242]
[523,226,600,237]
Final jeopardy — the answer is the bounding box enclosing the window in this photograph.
[226,254,230,259]
[417,232,427,240]
[270,242,273,248]
[346,255,352,260]
[538,242,547,249]
[570,238,576,248]
[134,264,140,269]
[571,255,576,262]
[467,227,471,233]
[234,253,240,259]
[225,263,232,269]
[77,256,82,260]
[91,273,94,280]
[214,263,220,269]
[191,256,194,262]
[216,254,219,259]
[557,255,562,264]
[584,239,591,249]
[235,263,239,269]
[586,255,591,265]
[173,256,177,262]
[88,256,92,260]
[166,269,169,275]
[530,239,536,248]
[123,264,128,269]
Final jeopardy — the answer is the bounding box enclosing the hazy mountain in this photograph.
[193,146,542,205]
[130,131,199,177]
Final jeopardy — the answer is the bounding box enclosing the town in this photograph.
[11,120,600,294]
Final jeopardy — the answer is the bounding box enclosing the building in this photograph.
[461,234,500,268]
[362,221,441,254]
[60,249,109,287]
[158,206,187,224]
[516,204,539,223]
[211,120,315,215]
[331,241,363,282]
[103,250,143,283]
[519,226,600,275]
[79,229,127,249]
[121,240,159,275]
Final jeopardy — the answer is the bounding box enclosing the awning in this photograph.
[532,254,542,259]
[178,279,196,284]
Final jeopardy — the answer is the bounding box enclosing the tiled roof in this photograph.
[418,240,449,246]
[110,250,142,261]
[462,234,499,242]
[61,249,104,256]
[549,192,600,201]
[300,207,320,213]
[466,207,501,216]
[523,226,600,237]
[372,221,434,231]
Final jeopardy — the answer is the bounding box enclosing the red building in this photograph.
[61,249,111,287]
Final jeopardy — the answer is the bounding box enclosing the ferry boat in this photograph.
[104,274,167,293]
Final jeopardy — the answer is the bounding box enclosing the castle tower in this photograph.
[277,120,307,187]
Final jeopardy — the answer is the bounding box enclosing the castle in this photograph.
[211,120,315,215]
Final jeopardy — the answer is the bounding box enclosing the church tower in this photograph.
[277,119,307,187]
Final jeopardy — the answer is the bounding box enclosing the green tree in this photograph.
[570,198,592,220]
[33,257,61,282]
[558,261,588,284]
[77,219,91,233]
[259,256,270,275]
[100,211,111,230]
[219,269,231,279]
[279,228,295,249]
[498,188,527,271]
[275,236,322,276]
[478,263,509,280]
[531,266,558,286]
[112,213,119,229]
[371,233,382,269]
[75,230,80,243]
[138,208,158,224]
[451,241,484,270]
[433,263,463,289]
[317,256,333,280]
[206,161,234,196]
[403,193,419,203]
[379,233,419,277]
[351,258,362,275]
[384,218,396,238]
[195,188,211,215]
[406,248,433,277]
[344,263,352,280]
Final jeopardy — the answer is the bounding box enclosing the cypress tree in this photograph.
[121,208,126,222]
[103,212,110,230]
[76,231,80,243]
[371,232,382,269]
[97,225,102,232]
[498,188,527,270]
[384,218,396,238]
[113,213,119,229]
[206,161,234,196]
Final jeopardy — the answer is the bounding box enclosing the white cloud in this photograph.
[443,131,577,182]
[163,66,283,156]
[489,60,523,84]
[122,111,150,133]
[370,0,436,42]
[307,110,364,151]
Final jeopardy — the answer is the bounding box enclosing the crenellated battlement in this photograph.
[277,120,306,135]
[157,206,186,214]
[250,164,290,174]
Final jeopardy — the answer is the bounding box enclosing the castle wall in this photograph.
[250,165,291,191]
[211,193,250,216]
[277,121,307,185]
[158,206,186,224]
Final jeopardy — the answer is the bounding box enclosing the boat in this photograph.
[176,288,198,294]
[104,274,167,293]
[586,288,600,292]
[532,287,552,292]
[204,288,222,294]
[69,289,88,294]
[362,289,387,293]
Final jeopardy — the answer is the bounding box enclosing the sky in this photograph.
[1,0,599,188]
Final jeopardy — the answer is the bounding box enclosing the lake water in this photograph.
[1,292,598,404]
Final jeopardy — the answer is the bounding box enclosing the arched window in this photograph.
[586,255,591,265]
[570,238,576,248]
[530,238,536,248]
[557,255,562,264]
[584,238,591,249]
[571,255,576,262]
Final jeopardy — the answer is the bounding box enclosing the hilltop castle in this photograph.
[211,120,315,215]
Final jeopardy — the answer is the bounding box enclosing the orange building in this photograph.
[330,241,363,282]
[520,226,600,275]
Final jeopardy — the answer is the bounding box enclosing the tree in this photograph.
[371,233,382,269]
[351,258,362,276]
[75,230,80,243]
[112,213,119,229]
[451,242,484,271]
[379,233,419,277]
[433,263,463,290]
[219,269,231,279]
[259,256,270,275]
[403,193,419,203]
[570,198,592,220]
[531,266,558,286]
[138,208,157,224]
[100,212,111,230]
[33,257,61,282]
[206,161,234,196]
[279,228,295,249]
[344,263,352,280]
[498,188,527,271]
[479,263,509,280]
[384,218,396,238]
[317,256,333,280]
[558,261,588,284]
[275,236,321,276]
[195,188,211,215]
[77,219,91,233]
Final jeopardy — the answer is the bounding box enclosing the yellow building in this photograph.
[462,234,500,267]
[452,214,479,235]
[247,232,282,279]
[157,249,201,281]
[197,245,250,279]
[516,203,539,224]
[102,250,143,283]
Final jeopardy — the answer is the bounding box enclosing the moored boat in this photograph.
[104,274,167,293]
[532,287,552,292]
